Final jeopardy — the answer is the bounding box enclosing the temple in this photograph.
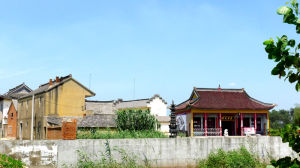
[175,87,276,136]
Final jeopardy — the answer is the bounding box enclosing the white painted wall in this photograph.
[160,123,169,133]
[147,96,169,133]
[147,97,167,116]
[1,100,11,125]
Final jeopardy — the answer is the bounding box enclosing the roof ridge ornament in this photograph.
[218,84,221,91]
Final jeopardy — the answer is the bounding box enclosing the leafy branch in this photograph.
[263,0,300,91]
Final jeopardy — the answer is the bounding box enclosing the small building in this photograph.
[175,87,276,136]
[7,100,18,139]
[17,74,95,140]
[0,83,32,138]
[85,94,170,133]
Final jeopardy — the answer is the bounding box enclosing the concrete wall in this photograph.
[0,136,298,168]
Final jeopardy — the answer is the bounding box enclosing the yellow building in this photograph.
[17,74,95,140]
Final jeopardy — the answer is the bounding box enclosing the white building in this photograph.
[0,83,32,138]
[85,94,170,133]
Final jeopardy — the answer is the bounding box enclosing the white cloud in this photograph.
[229,82,236,87]
[0,68,39,80]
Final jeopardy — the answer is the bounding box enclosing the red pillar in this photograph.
[241,113,243,136]
[254,113,257,134]
[235,116,238,136]
[205,113,207,136]
[219,113,222,136]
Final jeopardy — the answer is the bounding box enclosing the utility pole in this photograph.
[31,94,34,140]
[133,78,135,99]
[89,73,92,90]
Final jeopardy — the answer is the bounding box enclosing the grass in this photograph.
[197,147,267,168]
[72,140,150,168]
[77,128,167,139]
[0,154,24,168]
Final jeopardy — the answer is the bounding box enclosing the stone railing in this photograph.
[193,128,221,136]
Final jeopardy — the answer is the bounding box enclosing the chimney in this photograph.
[218,84,221,91]
[49,79,53,86]
[56,76,60,83]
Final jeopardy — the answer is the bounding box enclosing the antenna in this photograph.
[89,73,92,90]
[133,78,135,99]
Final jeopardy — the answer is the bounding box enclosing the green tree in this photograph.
[264,1,300,166]
[263,0,300,91]
[270,109,293,129]
[294,106,300,125]
[115,109,160,131]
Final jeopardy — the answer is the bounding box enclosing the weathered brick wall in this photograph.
[7,104,17,138]
[47,127,62,140]
[62,119,77,140]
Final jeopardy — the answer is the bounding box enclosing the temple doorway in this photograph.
[222,121,235,136]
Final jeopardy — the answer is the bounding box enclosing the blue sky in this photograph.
[0,0,299,110]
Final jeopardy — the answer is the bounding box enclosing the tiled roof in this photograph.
[1,83,32,99]
[175,88,276,111]
[20,74,95,99]
[85,100,116,115]
[47,117,63,126]
[116,99,149,109]
[77,114,116,128]
[115,94,167,109]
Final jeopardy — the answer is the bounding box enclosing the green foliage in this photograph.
[271,157,300,168]
[280,124,300,153]
[0,154,24,168]
[270,109,293,129]
[75,140,150,168]
[270,124,300,167]
[263,0,300,91]
[115,109,160,131]
[294,106,300,125]
[269,128,282,136]
[197,147,266,168]
[77,128,167,139]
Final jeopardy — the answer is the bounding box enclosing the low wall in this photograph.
[0,136,298,167]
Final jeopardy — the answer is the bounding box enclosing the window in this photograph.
[10,112,13,119]
[257,118,261,131]
[207,117,216,128]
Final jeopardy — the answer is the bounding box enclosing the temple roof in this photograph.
[175,88,276,111]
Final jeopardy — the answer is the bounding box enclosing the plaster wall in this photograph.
[1,100,12,125]
[0,137,298,168]
[147,97,167,116]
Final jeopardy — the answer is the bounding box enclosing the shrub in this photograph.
[115,109,160,131]
[198,147,266,168]
[270,128,282,136]
[0,154,24,168]
[77,128,167,139]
